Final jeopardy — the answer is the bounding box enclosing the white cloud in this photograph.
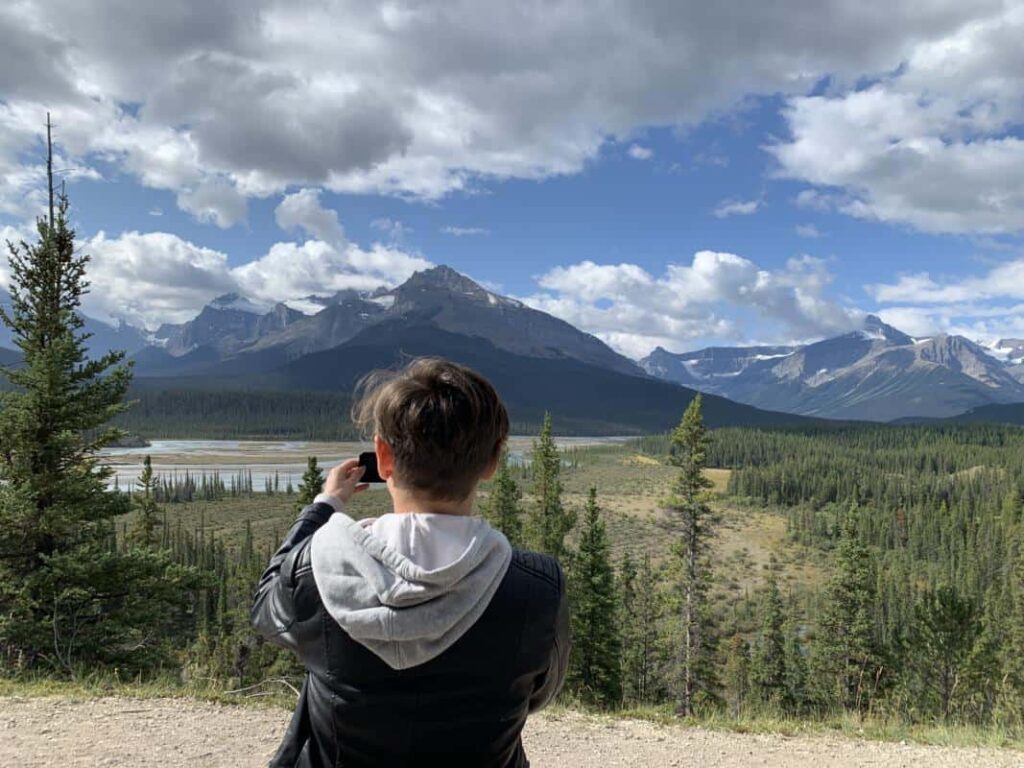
[80,231,237,326]
[627,144,653,160]
[867,257,1024,343]
[441,226,489,237]
[795,223,821,238]
[868,260,1024,305]
[71,222,431,329]
[0,0,1009,223]
[773,5,1024,234]
[275,188,344,244]
[713,199,761,218]
[176,177,248,229]
[523,251,860,357]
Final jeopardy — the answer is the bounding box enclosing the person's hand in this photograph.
[322,459,369,504]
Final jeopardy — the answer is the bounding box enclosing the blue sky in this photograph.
[2,2,1023,358]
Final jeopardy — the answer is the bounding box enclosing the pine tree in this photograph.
[999,532,1024,722]
[810,510,884,714]
[128,456,161,548]
[524,414,575,561]
[665,394,718,716]
[750,569,787,706]
[0,120,199,671]
[297,456,324,507]
[905,584,980,722]
[482,453,523,547]
[619,551,664,705]
[782,615,808,713]
[722,633,751,717]
[567,488,622,707]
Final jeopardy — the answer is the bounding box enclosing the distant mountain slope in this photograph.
[0,288,147,359]
[240,319,815,433]
[152,293,304,358]
[642,315,1024,421]
[941,402,1024,426]
[134,265,643,380]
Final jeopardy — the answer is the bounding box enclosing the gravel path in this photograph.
[1,696,1021,767]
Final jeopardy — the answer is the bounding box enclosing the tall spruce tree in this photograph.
[722,633,751,717]
[904,584,980,722]
[750,569,787,705]
[482,452,523,547]
[665,394,719,716]
[810,510,883,714]
[999,531,1024,722]
[128,455,161,548]
[619,551,664,705]
[524,413,575,561]
[297,456,325,507]
[782,614,808,713]
[567,488,621,707]
[0,120,197,671]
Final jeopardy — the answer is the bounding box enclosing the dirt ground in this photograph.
[2,696,1021,767]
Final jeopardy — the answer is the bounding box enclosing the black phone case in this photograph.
[357,451,384,483]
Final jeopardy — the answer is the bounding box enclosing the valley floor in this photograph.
[2,696,1020,768]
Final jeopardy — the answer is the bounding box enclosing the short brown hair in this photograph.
[352,358,510,501]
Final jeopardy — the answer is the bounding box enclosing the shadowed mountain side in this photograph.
[894,402,1024,427]
[244,320,816,433]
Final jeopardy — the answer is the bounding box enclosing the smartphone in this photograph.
[358,451,385,483]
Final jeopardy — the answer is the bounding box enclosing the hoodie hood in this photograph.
[309,511,512,670]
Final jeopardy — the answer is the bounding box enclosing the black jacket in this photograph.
[251,502,569,768]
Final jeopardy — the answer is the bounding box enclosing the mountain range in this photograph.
[3,265,1024,430]
[124,266,807,433]
[640,315,1024,421]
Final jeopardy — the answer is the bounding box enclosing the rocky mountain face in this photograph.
[641,316,1024,421]
[152,293,304,357]
[134,265,643,378]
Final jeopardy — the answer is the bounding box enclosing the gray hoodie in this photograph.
[309,510,512,670]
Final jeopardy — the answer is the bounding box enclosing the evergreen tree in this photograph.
[750,569,787,705]
[524,414,575,561]
[619,552,664,705]
[665,395,718,716]
[0,121,198,671]
[904,584,980,722]
[782,615,808,713]
[482,453,523,547]
[128,456,161,548]
[999,532,1024,722]
[567,488,621,707]
[722,633,751,717]
[810,510,884,714]
[297,456,325,507]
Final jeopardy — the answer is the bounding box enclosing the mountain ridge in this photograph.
[641,316,1024,421]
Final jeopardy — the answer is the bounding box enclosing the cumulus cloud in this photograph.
[713,199,761,218]
[0,0,1009,224]
[627,144,653,160]
[522,251,860,357]
[773,4,1024,234]
[275,188,344,244]
[176,177,248,229]
[72,226,431,330]
[867,257,1024,343]
[794,223,821,238]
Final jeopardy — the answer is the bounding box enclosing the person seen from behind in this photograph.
[252,357,569,767]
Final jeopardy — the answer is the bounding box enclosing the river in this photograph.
[100,436,633,491]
